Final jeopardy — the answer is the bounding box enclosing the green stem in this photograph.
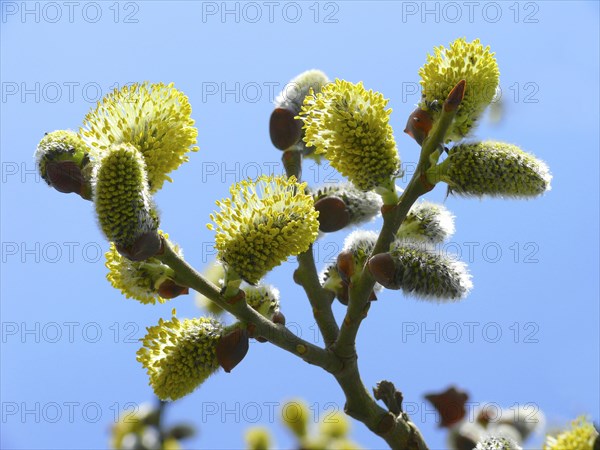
[274,89,464,446]
[156,239,342,374]
[295,247,340,348]
[159,238,428,449]
[333,181,427,359]
[376,177,401,205]
[335,364,429,450]
[156,400,167,447]
[158,82,463,448]
[333,81,463,360]
[283,149,340,348]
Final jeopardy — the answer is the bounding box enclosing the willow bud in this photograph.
[245,427,272,450]
[105,232,187,304]
[244,284,280,320]
[475,436,522,450]
[544,417,598,450]
[208,175,318,284]
[313,183,383,233]
[435,141,552,198]
[35,130,93,199]
[81,82,198,193]
[136,312,224,401]
[319,410,350,439]
[369,242,472,301]
[270,69,329,152]
[299,79,400,191]
[320,263,350,305]
[339,230,379,281]
[397,201,455,244]
[93,143,160,260]
[281,400,310,438]
[419,38,499,142]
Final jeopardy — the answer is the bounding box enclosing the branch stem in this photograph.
[333,82,463,359]
[295,248,340,347]
[156,240,342,374]
[283,149,340,348]
[158,82,463,448]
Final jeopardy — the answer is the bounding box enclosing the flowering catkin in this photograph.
[137,313,224,401]
[419,38,499,142]
[313,183,382,228]
[105,232,185,304]
[93,143,159,256]
[208,175,319,284]
[437,141,552,198]
[81,82,198,193]
[369,242,472,301]
[397,201,455,244]
[299,79,400,191]
[35,130,92,197]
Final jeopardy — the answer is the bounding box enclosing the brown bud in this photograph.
[424,386,469,428]
[281,149,302,179]
[246,323,257,339]
[116,231,162,262]
[157,279,189,299]
[226,289,246,305]
[293,268,303,285]
[246,323,267,343]
[336,251,355,283]
[314,196,351,232]
[45,161,85,195]
[404,108,433,146]
[336,280,349,306]
[444,79,466,112]
[269,107,302,150]
[272,311,286,325]
[216,328,249,373]
[368,253,397,289]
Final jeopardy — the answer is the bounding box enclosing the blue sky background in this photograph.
[1,1,599,449]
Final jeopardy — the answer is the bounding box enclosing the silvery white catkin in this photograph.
[375,241,472,301]
[397,201,455,244]
[475,436,522,450]
[313,182,383,226]
[439,141,552,198]
[275,69,329,115]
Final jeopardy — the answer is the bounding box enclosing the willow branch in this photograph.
[156,239,342,374]
[333,80,465,359]
[295,249,340,347]
[283,149,340,348]
[335,361,429,450]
